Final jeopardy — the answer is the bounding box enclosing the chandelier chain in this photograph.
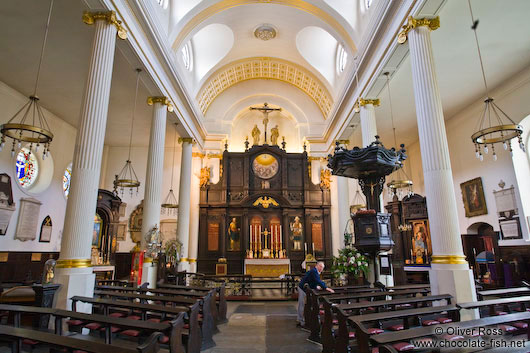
[467,0,490,97]
[128,69,141,161]
[33,0,55,97]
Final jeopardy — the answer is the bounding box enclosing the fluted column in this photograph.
[334,141,350,254]
[359,98,380,147]
[405,16,477,308]
[176,138,193,271]
[55,11,126,311]
[188,154,202,272]
[141,97,171,286]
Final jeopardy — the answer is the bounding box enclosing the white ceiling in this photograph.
[0,0,163,147]
[346,0,530,149]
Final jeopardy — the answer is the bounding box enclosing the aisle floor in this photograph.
[203,301,322,353]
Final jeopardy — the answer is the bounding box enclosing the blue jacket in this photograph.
[298,267,327,290]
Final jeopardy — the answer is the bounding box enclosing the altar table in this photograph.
[244,258,290,277]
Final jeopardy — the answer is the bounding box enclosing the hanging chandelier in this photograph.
[0,0,55,158]
[468,0,524,161]
[383,72,413,199]
[113,69,142,197]
[161,123,179,215]
[350,184,366,213]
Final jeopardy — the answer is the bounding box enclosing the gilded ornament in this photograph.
[320,169,331,190]
[270,125,279,145]
[398,16,440,44]
[431,255,468,265]
[199,167,211,188]
[251,124,261,145]
[254,24,277,41]
[147,96,174,112]
[178,137,195,144]
[359,98,380,107]
[253,196,279,208]
[82,11,127,40]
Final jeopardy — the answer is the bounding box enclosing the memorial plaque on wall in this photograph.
[208,222,220,251]
[312,223,323,252]
[15,198,42,241]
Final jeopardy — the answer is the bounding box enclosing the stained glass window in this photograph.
[63,164,72,198]
[15,148,38,188]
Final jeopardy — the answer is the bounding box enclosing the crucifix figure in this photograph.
[249,102,281,143]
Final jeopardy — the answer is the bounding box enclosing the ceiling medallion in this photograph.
[254,24,277,41]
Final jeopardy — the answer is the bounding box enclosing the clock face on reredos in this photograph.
[252,153,279,179]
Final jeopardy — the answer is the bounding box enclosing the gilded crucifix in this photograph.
[249,102,281,143]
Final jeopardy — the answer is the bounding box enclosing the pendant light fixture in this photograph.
[468,0,524,161]
[0,0,55,158]
[350,184,366,213]
[161,123,179,215]
[384,72,413,199]
[113,68,142,197]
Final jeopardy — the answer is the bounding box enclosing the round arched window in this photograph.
[181,42,193,71]
[63,164,72,198]
[337,44,348,73]
[15,147,39,188]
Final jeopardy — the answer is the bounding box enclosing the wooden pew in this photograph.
[458,295,530,317]
[0,304,186,353]
[306,286,382,343]
[477,287,530,300]
[373,312,530,353]
[326,294,452,353]
[349,305,460,353]
[158,282,227,323]
[0,325,163,353]
[92,290,214,350]
[71,297,202,353]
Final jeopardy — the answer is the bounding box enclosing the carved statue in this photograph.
[251,124,261,145]
[320,169,332,190]
[290,216,303,251]
[42,259,56,284]
[270,125,279,145]
[199,167,211,188]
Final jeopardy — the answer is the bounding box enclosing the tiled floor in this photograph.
[203,301,322,353]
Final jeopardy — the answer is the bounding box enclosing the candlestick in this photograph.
[304,242,307,256]
[312,242,315,255]
[280,226,282,250]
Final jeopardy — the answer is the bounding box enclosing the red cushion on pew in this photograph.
[495,311,508,316]
[422,320,439,326]
[332,319,339,325]
[392,342,414,351]
[100,326,121,333]
[443,334,464,341]
[0,311,8,317]
[367,328,384,335]
[512,322,528,329]
[498,325,517,333]
[160,335,169,344]
[147,318,161,323]
[84,323,102,330]
[66,320,84,326]
[388,324,404,331]
[109,312,125,318]
[127,315,141,320]
[437,317,452,324]
[22,339,39,345]
[183,324,189,329]
[198,314,203,319]
[396,304,412,309]
[319,310,325,316]
[348,331,356,338]
[121,329,141,337]
[372,348,379,353]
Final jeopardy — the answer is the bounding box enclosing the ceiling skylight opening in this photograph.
[337,44,348,74]
[181,42,193,71]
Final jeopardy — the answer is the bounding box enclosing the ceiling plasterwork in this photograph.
[172,0,356,51]
[197,57,333,118]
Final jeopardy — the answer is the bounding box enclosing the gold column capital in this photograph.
[398,16,440,44]
[431,255,468,265]
[147,96,174,112]
[335,139,349,145]
[178,137,196,145]
[56,258,92,268]
[359,98,380,107]
[82,11,127,40]
[192,152,205,158]
[188,258,197,263]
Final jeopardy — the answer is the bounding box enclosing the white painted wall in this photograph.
[0,81,75,252]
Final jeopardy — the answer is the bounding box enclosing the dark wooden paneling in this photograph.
[0,252,59,283]
[114,252,132,280]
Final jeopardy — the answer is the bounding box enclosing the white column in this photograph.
[176,138,193,271]
[141,98,169,287]
[330,175,340,256]
[407,18,477,310]
[337,176,350,251]
[188,154,202,272]
[55,11,124,311]
[359,99,379,147]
